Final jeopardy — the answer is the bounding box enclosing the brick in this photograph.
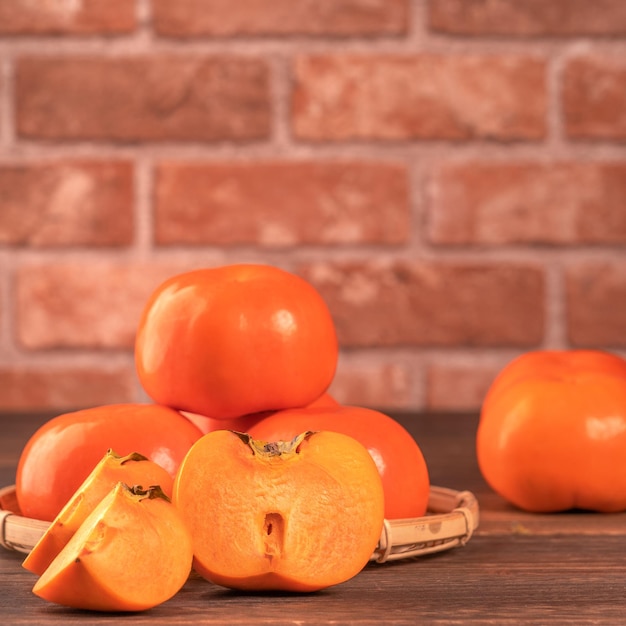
[0,161,133,247]
[426,362,503,411]
[429,0,626,36]
[292,54,546,141]
[155,161,409,246]
[16,263,199,350]
[429,161,626,245]
[563,56,626,141]
[329,360,412,410]
[0,365,136,412]
[300,261,545,347]
[152,0,408,37]
[16,57,270,142]
[0,0,136,35]
[566,261,626,347]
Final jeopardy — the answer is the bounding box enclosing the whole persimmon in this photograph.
[477,350,626,513]
[32,483,192,612]
[181,410,262,437]
[173,430,384,592]
[248,405,430,520]
[182,392,339,435]
[23,449,174,576]
[16,404,202,522]
[134,264,338,419]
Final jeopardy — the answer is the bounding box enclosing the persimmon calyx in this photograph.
[125,484,171,503]
[105,449,150,464]
[232,431,315,458]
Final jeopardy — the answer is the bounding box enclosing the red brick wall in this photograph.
[1,0,625,414]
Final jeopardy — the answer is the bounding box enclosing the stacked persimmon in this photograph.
[16,264,430,611]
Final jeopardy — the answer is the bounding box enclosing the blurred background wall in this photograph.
[0,0,625,415]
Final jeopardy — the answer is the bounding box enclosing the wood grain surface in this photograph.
[2,412,625,625]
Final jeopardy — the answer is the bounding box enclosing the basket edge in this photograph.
[0,484,480,561]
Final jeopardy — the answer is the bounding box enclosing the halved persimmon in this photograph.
[172,430,384,592]
[23,449,174,576]
[32,483,192,612]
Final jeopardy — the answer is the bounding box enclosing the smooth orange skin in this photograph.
[477,350,626,513]
[32,483,193,612]
[248,405,430,520]
[173,430,384,592]
[135,264,339,419]
[182,410,262,436]
[16,404,202,522]
[182,392,339,435]
[23,450,174,576]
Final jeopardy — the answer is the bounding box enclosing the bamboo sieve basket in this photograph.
[0,484,479,564]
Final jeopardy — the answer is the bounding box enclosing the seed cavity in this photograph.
[263,512,285,561]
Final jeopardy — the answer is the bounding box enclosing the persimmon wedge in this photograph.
[173,430,384,592]
[23,449,174,576]
[32,483,192,612]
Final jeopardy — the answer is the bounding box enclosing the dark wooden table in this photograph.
[2,411,625,625]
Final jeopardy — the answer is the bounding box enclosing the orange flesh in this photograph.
[23,450,173,576]
[173,430,384,592]
[32,483,192,612]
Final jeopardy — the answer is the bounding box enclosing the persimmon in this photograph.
[182,392,339,435]
[32,483,193,612]
[302,392,339,409]
[16,403,202,522]
[135,264,338,419]
[23,449,173,576]
[172,430,384,592]
[182,410,261,437]
[248,405,430,520]
[477,350,626,513]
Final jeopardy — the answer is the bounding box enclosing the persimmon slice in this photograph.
[23,449,173,576]
[172,430,385,592]
[32,483,192,612]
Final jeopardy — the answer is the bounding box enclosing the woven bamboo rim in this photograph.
[0,484,478,564]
